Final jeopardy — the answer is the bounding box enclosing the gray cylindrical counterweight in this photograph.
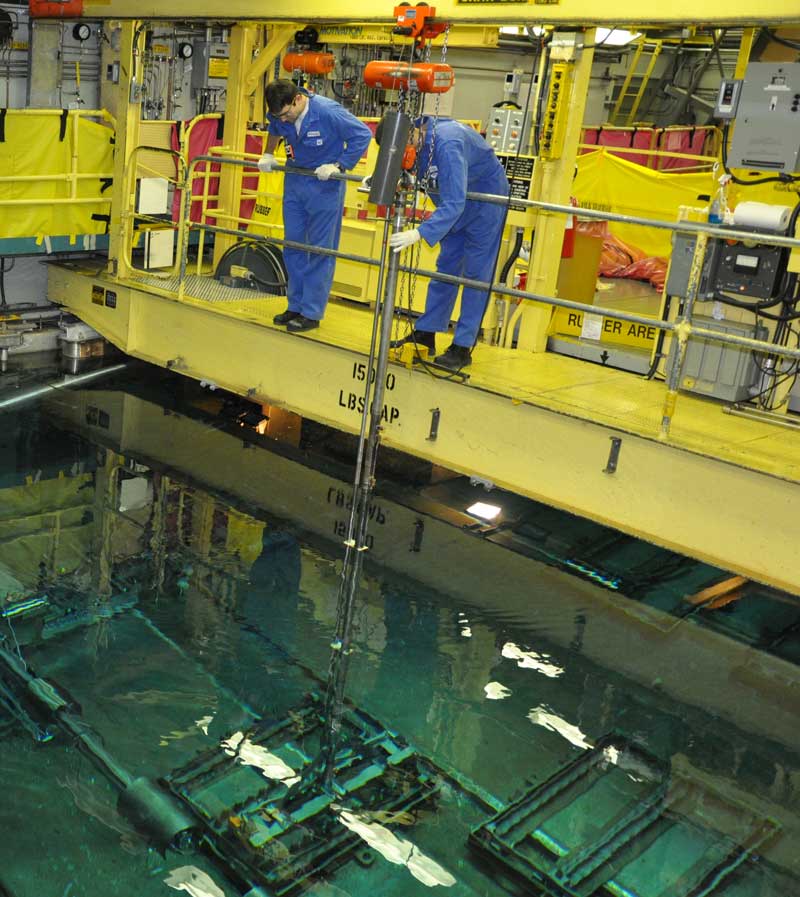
[368,111,412,206]
[117,777,196,850]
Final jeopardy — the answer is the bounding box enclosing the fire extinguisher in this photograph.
[561,196,578,259]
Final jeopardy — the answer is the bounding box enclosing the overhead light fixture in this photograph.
[467,501,502,521]
[596,28,642,47]
[499,25,547,38]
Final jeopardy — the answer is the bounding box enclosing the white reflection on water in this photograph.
[483,682,512,700]
[195,714,214,735]
[336,807,456,887]
[164,865,226,897]
[221,731,301,787]
[527,705,592,750]
[502,641,564,678]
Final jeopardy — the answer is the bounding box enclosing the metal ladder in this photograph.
[610,39,664,125]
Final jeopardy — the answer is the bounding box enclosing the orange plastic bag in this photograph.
[577,221,667,291]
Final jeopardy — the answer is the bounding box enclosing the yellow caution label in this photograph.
[319,25,396,43]
[550,307,659,349]
[208,57,229,80]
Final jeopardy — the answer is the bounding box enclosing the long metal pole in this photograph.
[193,216,800,372]
[659,231,707,438]
[192,156,800,251]
[345,209,394,519]
[320,202,405,788]
[179,157,800,363]
[0,363,128,412]
[193,220,800,365]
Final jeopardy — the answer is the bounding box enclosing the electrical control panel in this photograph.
[713,79,742,120]
[485,107,531,154]
[726,63,800,173]
[668,232,788,300]
[713,241,787,299]
[191,40,230,91]
[666,233,722,299]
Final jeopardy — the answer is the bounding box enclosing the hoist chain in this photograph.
[397,22,451,330]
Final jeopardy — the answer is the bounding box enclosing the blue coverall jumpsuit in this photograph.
[268,94,371,321]
[415,119,509,348]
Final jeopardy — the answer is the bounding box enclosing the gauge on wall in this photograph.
[177,42,194,59]
[72,22,92,42]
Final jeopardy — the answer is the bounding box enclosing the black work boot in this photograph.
[389,330,436,353]
[286,315,320,333]
[274,309,301,326]
[434,343,472,370]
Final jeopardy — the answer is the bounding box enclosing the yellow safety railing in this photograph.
[191,140,269,274]
[121,144,187,279]
[579,125,723,172]
[173,151,800,441]
[0,108,115,240]
[578,144,719,172]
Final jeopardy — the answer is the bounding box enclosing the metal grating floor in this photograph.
[129,273,279,304]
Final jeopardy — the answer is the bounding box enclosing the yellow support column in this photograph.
[733,26,755,79]
[108,21,144,280]
[214,23,295,268]
[214,23,257,267]
[517,32,595,352]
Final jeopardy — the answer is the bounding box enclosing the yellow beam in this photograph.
[46,264,800,595]
[107,21,143,280]
[80,2,800,27]
[214,24,257,266]
[244,24,295,96]
[518,34,594,352]
[214,24,294,267]
[317,23,499,48]
[733,27,756,79]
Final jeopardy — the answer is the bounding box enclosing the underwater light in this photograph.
[467,501,502,521]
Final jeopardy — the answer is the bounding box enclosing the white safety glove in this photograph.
[315,163,341,181]
[257,153,277,173]
[389,228,421,253]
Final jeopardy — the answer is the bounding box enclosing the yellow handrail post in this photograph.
[108,21,144,280]
[213,23,295,270]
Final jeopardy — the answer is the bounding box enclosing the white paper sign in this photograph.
[580,313,603,341]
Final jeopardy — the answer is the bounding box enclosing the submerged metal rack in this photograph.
[469,735,780,897]
[0,590,138,742]
[165,694,441,894]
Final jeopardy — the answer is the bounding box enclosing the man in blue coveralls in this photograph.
[388,117,509,369]
[258,80,371,332]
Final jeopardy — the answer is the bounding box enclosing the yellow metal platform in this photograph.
[47,262,800,594]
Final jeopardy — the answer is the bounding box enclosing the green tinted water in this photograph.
[0,366,798,897]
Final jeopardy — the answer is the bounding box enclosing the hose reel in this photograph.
[214,241,288,295]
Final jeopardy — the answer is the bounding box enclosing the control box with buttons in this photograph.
[713,240,788,300]
[726,62,800,173]
[539,62,572,161]
[485,106,531,154]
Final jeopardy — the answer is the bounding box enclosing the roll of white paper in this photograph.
[732,201,792,233]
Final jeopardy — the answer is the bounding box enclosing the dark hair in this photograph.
[266,80,300,116]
